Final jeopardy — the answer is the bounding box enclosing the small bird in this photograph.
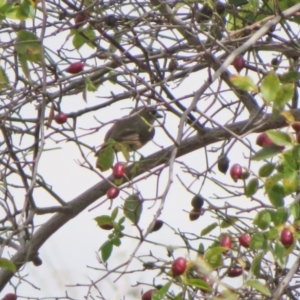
[96,106,162,169]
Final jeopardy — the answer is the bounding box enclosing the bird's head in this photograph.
[130,107,163,123]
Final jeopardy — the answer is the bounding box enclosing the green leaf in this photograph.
[230,74,258,92]
[258,163,275,177]
[213,290,238,300]
[290,202,300,220]
[111,237,121,247]
[245,178,259,197]
[19,55,30,79]
[220,217,237,228]
[15,30,42,63]
[281,148,299,173]
[266,227,279,240]
[0,258,16,273]
[279,71,300,84]
[282,171,298,195]
[270,207,288,226]
[250,233,267,251]
[264,173,283,192]
[266,130,292,146]
[204,247,223,268]
[20,0,34,17]
[95,215,113,227]
[83,0,94,6]
[248,0,259,12]
[112,222,123,232]
[72,28,96,50]
[185,278,213,292]
[120,143,130,162]
[0,0,6,8]
[272,241,286,269]
[253,211,271,230]
[0,66,9,90]
[246,279,271,296]
[198,243,205,254]
[250,252,263,277]
[173,293,183,300]
[85,76,98,92]
[72,31,84,50]
[260,72,280,103]
[123,194,143,225]
[111,207,118,220]
[201,222,218,236]
[274,84,294,108]
[228,0,248,6]
[96,143,115,171]
[251,146,282,161]
[5,0,34,20]
[292,144,300,162]
[100,240,113,262]
[118,216,125,224]
[174,2,185,10]
[281,111,295,123]
[267,184,285,207]
[152,281,172,300]
[226,11,243,31]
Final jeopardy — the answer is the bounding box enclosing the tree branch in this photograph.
[0,109,300,289]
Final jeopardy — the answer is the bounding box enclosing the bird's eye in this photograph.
[150,110,156,115]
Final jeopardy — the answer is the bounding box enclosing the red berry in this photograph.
[256,133,274,147]
[281,228,294,248]
[228,267,243,277]
[230,164,243,182]
[66,62,84,74]
[239,234,251,248]
[2,294,17,300]
[292,122,300,133]
[220,235,232,253]
[74,13,87,26]
[189,208,202,221]
[172,257,187,276]
[151,220,164,232]
[232,55,245,73]
[107,187,119,199]
[99,224,113,230]
[256,133,285,150]
[54,113,67,124]
[256,132,285,150]
[142,289,155,300]
[113,162,125,179]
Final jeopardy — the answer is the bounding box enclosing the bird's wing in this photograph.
[106,124,134,139]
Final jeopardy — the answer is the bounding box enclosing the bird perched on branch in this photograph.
[96,106,163,171]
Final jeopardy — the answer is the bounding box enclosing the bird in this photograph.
[96,106,162,170]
